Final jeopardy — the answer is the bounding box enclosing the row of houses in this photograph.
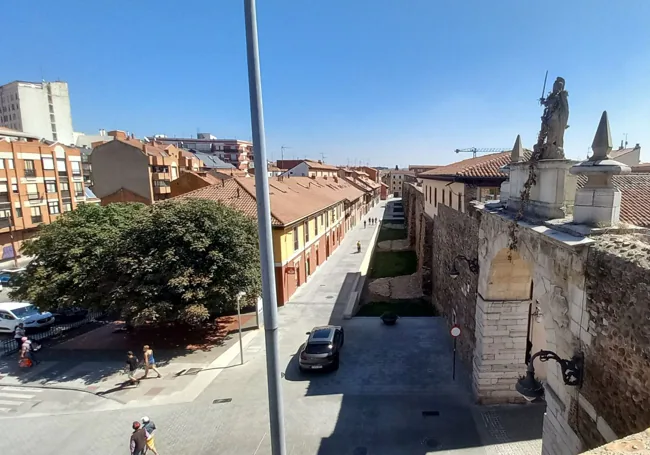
[175,174,380,305]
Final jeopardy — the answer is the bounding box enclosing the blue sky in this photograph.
[4,0,649,167]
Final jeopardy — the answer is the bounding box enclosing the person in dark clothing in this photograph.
[130,421,148,455]
[125,351,140,386]
[14,323,25,349]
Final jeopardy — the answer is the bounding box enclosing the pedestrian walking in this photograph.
[125,350,140,386]
[141,416,159,455]
[142,345,162,379]
[14,323,25,349]
[130,421,148,455]
[363,221,366,229]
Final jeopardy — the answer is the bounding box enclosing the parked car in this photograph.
[0,268,27,287]
[52,307,89,324]
[298,325,344,372]
[0,302,55,333]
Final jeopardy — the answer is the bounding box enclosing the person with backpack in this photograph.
[141,416,159,455]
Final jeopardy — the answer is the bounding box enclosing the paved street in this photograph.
[0,201,543,454]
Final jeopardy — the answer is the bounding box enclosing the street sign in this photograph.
[450,325,461,338]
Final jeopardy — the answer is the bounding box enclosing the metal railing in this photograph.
[24,169,36,177]
[1,310,103,356]
[61,190,71,198]
[31,215,43,223]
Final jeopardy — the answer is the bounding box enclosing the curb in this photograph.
[343,211,383,319]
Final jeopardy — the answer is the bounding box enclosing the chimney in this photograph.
[318,160,323,164]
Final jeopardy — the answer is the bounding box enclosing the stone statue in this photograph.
[538,77,569,160]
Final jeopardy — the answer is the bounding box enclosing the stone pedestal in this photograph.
[508,160,577,220]
[472,295,531,404]
[499,180,509,206]
[573,185,622,226]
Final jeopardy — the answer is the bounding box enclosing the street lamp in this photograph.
[449,255,480,279]
[515,350,584,401]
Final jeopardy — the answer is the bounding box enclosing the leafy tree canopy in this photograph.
[11,200,261,326]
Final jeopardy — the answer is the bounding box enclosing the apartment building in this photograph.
[151,134,253,170]
[90,131,195,204]
[282,160,339,178]
[0,137,85,260]
[0,81,75,145]
[174,176,366,305]
[387,168,416,197]
[338,168,381,210]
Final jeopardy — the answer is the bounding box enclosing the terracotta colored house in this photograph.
[174,176,366,305]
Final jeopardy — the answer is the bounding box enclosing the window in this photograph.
[434,187,437,207]
[152,180,170,188]
[48,201,60,215]
[0,209,10,219]
[26,183,38,199]
[70,161,81,176]
[442,189,445,205]
[11,184,17,193]
[46,181,57,193]
[0,160,4,170]
[8,159,14,170]
[24,160,35,177]
[56,159,67,174]
[30,206,42,223]
[304,221,310,243]
[52,133,58,142]
[0,183,7,193]
[15,207,22,218]
[74,182,84,196]
[293,227,299,251]
[171,164,178,180]
[41,157,54,170]
[315,217,319,235]
[326,210,330,227]
[63,202,72,212]
[458,193,462,211]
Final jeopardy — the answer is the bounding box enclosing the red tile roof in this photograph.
[577,174,650,227]
[304,160,339,171]
[174,176,364,227]
[420,152,512,179]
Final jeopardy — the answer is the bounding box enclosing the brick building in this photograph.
[0,134,86,260]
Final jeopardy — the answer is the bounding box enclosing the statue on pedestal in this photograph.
[536,77,569,160]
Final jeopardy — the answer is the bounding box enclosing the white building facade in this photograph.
[0,81,75,145]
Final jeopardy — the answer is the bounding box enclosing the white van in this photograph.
[0,302,54,332]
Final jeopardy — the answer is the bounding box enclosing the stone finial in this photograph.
[511,134,523,163]
[591,111,612,160]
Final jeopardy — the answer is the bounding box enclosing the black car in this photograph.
[52,307,89,324]
[299,325,344,372]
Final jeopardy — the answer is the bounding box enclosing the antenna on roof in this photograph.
[320,152,326,163]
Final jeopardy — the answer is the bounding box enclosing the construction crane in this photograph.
[454,147,511,158]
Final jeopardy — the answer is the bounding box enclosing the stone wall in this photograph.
[580,235,650,448]
[432,203,480,368]
[402,183,433,297]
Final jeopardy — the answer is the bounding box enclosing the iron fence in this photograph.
[1,310,103,356]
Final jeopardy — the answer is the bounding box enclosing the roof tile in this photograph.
[421,151,513,179]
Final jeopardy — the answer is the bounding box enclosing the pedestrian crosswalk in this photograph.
[0,386,42,413]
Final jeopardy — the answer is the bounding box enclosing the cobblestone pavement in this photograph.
[0,203,545,454]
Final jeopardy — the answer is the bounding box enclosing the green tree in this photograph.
[11,199,261,326]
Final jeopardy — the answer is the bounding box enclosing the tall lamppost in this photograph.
[243,1,287,454]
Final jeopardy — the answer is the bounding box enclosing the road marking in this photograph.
[0,392,34,399]
[0,399,23,406]
[0,387,43,393]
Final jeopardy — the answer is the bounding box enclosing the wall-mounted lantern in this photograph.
[515,350,584,401]
[449,255,480,279]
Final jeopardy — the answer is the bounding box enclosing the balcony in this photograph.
[0,193,8,203]
[75,191,84,197]
[58,170,68,177]
[151,172,169,180]
[153,186,171,194]
[31,215,43,224]
[0,218,10,229]
[61,190,71,198]
[72,171,82,178]
[27,193,41,201]
[24,169,36,178]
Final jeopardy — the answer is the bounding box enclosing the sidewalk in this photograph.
[0,313,259,408]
